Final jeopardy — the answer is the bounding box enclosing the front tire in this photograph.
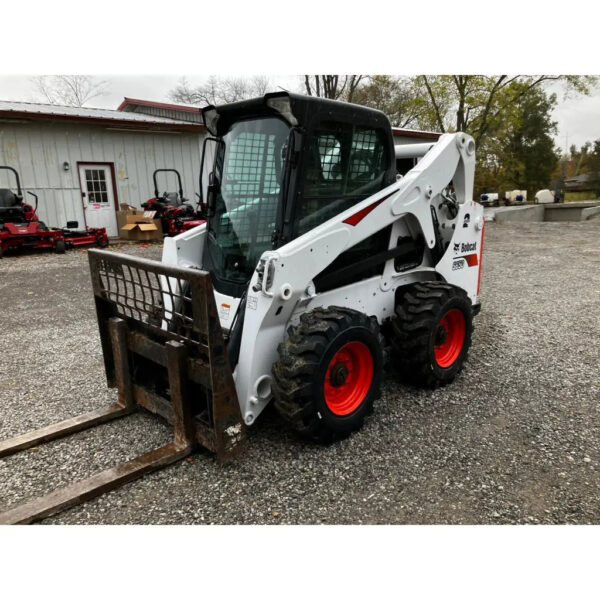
[55,239,66,254]
[391,282,472,388]
[272,307,383,443]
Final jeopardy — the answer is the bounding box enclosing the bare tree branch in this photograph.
[169,75,274,106]
[31,75,109,107]
[421,76,446,132]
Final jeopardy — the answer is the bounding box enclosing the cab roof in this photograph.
[203,92,392,136]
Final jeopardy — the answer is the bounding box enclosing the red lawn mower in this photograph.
[142,168,204,237]
[0,166,108,258]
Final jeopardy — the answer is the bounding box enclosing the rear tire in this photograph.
[391,282,472,388]
[272,307,383,443]
[55,239,66,254]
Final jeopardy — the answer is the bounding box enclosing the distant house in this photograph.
[564,172,600,192]
[0,97,439,236]
[563,172,600,201]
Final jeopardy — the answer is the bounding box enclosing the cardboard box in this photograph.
[116,207,163,241]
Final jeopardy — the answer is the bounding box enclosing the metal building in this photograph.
[0,97,439,238]
[0,100,204,237]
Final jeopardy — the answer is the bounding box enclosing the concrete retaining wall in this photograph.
[494,205,545,223]
[488,202,600,223]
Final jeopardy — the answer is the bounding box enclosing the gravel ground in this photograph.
[0,221,599,524]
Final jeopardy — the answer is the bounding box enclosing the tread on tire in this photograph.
[272,306,383,443]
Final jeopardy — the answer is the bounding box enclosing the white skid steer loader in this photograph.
[0,92,484,523]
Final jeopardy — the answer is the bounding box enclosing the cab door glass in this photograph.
[298,122,388,236]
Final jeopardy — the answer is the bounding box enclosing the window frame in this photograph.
[293,118,391,239]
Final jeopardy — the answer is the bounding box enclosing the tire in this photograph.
[391,281,472,388]
[96,235,108,248]
[55,239,66,254]
[272,306,383,443]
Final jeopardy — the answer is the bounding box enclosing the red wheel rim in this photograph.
[323,341,373,416]
[434,308,466,367]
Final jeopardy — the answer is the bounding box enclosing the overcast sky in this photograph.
[1,75,599,152]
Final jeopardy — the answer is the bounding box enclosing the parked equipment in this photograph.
[504,189,527,205]
[0,166,65,257]
[0,166,108,258]
[142,169,205,236]
[0,93,484,523]
[479,192,498,206]
[62,221,109,249]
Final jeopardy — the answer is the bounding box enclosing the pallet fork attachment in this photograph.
[0,250,245,524]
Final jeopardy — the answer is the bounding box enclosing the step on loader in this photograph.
[0,92,484,523]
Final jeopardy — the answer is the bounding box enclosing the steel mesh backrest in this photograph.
[94,255,206,348]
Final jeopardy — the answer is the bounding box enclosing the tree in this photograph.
[303,75,364,101]
[31,75,109,107]
[503,86,559,195]
[350,76,424,128]
[411,75,596,147]
[474,84,560,198]
[169,75,272,106]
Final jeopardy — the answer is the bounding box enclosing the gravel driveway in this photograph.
[0,221,599,524]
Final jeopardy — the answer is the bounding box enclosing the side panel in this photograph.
[435,200,484,304]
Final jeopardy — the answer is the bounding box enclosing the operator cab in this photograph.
[200,92,396,298]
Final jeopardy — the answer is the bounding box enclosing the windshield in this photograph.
[206,117,290,288]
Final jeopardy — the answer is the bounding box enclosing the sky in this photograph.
[1,74,599,153]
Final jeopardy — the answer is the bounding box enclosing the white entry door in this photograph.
[78,164,118,237]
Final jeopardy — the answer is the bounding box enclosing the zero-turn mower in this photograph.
[0,166,108,258]
[0,93,484,523]
[0,166,66,257]
[142,168,205,236]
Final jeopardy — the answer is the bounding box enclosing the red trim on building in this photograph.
[0,109,204,132]
[117,97,202,114]
[391,128,440,140]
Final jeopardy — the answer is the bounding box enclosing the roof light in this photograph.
[202,106,219,135]
[265,96,298,126]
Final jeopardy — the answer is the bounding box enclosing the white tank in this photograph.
[535,189,555,204]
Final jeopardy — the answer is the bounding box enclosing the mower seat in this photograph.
[163,192,181,206]
[0,188,19,208]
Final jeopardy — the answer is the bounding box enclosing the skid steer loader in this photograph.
[0,92,484,523]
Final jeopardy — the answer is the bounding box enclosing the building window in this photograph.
[85,169,108,204]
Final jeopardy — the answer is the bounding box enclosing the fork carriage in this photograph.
[0,249,245,524]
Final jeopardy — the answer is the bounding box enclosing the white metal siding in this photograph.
[0,121,205,230]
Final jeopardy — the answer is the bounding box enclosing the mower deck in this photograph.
[0,221,63,253]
